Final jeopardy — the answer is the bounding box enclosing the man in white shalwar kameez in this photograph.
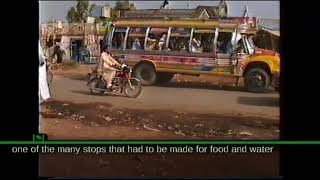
[39,41,52,132]
[39,42,51,103]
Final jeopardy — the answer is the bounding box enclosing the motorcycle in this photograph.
[87,64,142,98]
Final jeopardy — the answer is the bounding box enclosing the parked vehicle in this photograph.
[101,17,280,92]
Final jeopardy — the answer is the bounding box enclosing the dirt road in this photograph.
[40,66,280,177]
[40,65,279,140]
[50,74,279,119]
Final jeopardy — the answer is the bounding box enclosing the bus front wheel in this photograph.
[244,68,270,93]
[133,63,157,86]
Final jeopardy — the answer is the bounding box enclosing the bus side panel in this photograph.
[149,53,235,75]
[109,50,235,76]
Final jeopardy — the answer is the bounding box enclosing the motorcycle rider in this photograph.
[97,47,121,90]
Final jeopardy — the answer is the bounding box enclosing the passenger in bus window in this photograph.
[217,32,233,54]
[158,34,167,50]
[224,40,234,54]
[181,45,188,52]
[147,34,157,50]
[216,40,223,51]
[112,33,125,50]
[168,35,189,52]
[191,35,203,53]
[119,33,125,50]
[202,34,215,52]
[235,38,246,55]
[132,38,142,50]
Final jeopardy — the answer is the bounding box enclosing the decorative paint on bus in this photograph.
[116,52,237,72]
[114,50,246,75]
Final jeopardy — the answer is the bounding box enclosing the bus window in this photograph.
[217,31,233,54]
[191,29,215,53]
[112,27,127,50]
[126,27,147,51]
[146,27,169,51]
[168,27,191,52]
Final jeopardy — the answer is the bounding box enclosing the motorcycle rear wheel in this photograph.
[125,78,142,98]
[88,77,106,95]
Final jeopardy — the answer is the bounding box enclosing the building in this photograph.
[91,5,112,22]
[121,1,228,20]
[41,22,108,63]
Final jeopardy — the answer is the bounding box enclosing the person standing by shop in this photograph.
[83,45,90,63]
[79,45,90,64]
[54,40,64,64]
[76,45,82,64]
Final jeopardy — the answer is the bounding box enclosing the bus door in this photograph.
[215,28,238,74]
[232,31,248,75]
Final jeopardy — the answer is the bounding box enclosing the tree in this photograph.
[111,0,135,20]
[66,0,96,23]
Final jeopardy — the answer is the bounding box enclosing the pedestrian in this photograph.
[39,41,51,103]
[79,45,89,64]
[83,45,91,63]
[54,40,64,64]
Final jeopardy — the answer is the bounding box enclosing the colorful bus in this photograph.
[102,17,280,92]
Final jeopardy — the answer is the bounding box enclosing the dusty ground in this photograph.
[41,65,279,140]
[41,100,278,140]
[39,65,280,178]
[39,149,279,177]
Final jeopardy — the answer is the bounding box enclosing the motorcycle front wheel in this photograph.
[125,78,142,98]
[88,77,106,95]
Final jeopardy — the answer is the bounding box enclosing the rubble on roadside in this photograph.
[41,100,279,139]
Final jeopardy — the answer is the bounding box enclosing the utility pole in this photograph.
[52,20,55,47]
[83,20,86,46]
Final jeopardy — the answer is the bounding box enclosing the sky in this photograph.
[39,1,280,23]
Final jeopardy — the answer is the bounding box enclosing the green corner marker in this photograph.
[0,135,319,145]
[32,134,45,143]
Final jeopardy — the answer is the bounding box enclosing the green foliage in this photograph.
[66,0,96,23]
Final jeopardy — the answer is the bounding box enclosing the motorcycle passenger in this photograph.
[98,47,121,90]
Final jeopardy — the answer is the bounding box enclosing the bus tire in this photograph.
[244,68,270,93]
[157,72,174,83]
[133,63,157,86]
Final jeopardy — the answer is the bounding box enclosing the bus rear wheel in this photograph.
[157,72,174,83]
[133,63,157,86]
[244,68,271,93]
